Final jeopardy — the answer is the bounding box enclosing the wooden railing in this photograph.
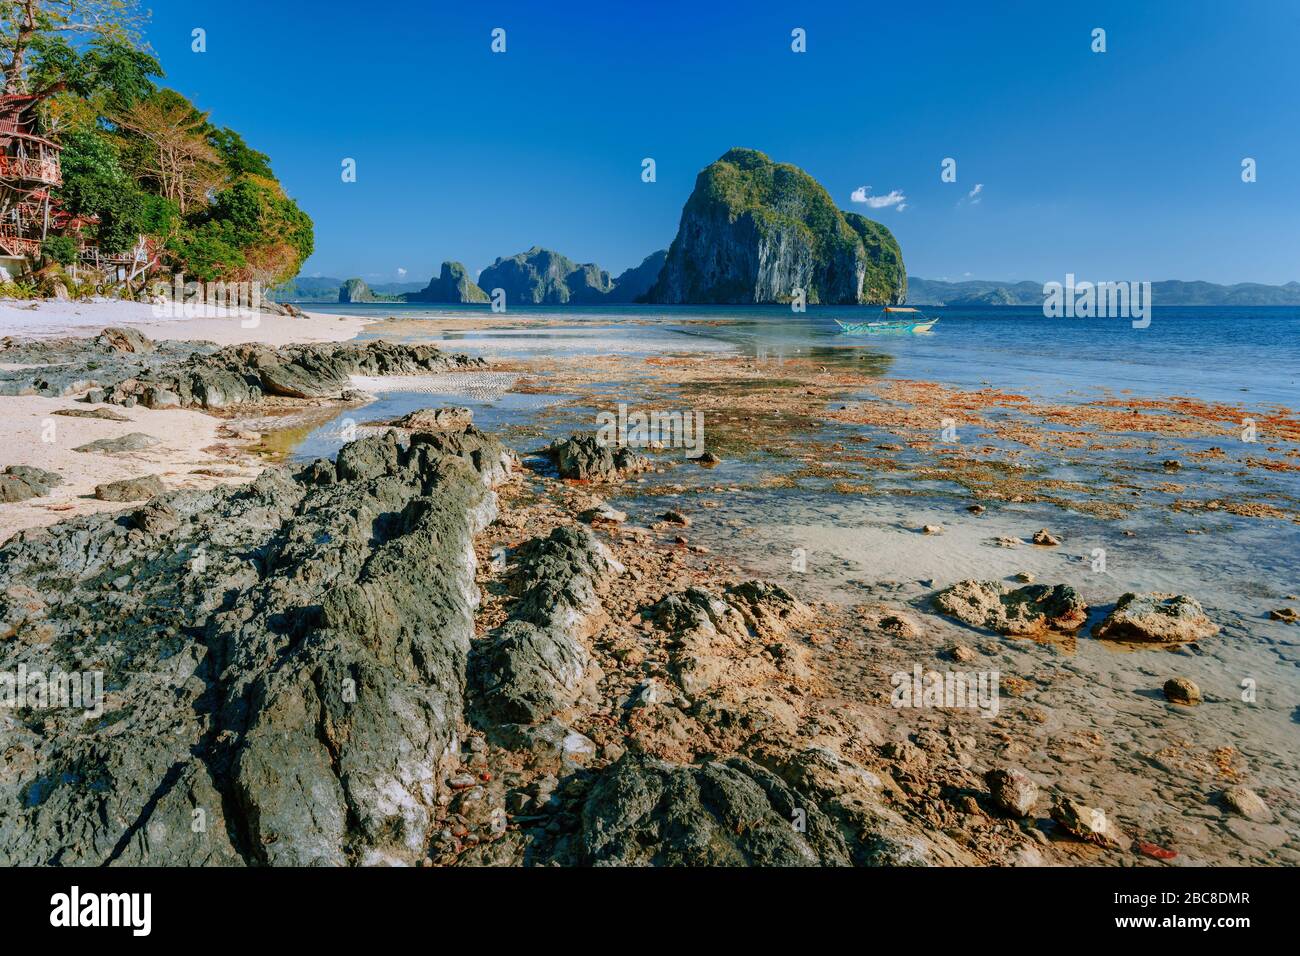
[0,154,60,185]
[0,232,40,258]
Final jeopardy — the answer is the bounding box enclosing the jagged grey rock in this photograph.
[0,466,62,502]
[74,433,160,454]
[94,475,165,502]
[570,752,852,866]
[545,432,650,481]
[0,329,486,408]
[476,525,622,724]
[0,424,510,866]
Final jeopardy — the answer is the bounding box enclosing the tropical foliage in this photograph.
[1,0,313,284]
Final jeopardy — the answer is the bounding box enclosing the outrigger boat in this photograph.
[833,307,938,335]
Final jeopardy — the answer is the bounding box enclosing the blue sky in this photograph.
[147,0,1299,285]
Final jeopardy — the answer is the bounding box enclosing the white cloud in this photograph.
[968,183,983,203]
[397,267,407,277]
[852,186,908,210]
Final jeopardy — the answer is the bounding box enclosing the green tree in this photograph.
[41,233,75,264]
[0,0,148,92]
[201,176,314,283]
[209,127,274,181]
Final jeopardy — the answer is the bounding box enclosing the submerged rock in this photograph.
[1094,592,1218,643]
[933,580,1088,635]
[578,501,626,525]
[387,406,474,432]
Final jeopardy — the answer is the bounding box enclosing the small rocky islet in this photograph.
[0,330,1287,866]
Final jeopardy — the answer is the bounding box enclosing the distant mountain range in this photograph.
[270,276,426,302]
[907,277,1300,307]
[272,249,670,306]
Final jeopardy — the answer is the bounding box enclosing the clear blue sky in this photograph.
[146,0,1299,285]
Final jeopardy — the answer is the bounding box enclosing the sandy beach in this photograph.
[0,298,373,346]
[0,302,374,540]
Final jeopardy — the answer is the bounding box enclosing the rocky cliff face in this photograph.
[604,250,668,303]
[407,261,489,304]
[647,148,906,305]
[338,278,375,303]
[476,247,613,305]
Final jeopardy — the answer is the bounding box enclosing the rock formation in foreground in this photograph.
[0,425,513,865]
[406,261,489,303]
[0,329,484,408]
[647,147,907,305]
[0,415,978,867]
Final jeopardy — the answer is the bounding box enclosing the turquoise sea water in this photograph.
[306,303,1300,407]
[291,300,1300,608]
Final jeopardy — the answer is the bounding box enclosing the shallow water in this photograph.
[283,303,1300,629]
[309,302,1300,405]
[287,301,1300,860]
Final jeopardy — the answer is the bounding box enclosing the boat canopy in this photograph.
[883,307,920,313]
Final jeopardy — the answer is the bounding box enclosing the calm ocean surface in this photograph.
[306,303,1300,406]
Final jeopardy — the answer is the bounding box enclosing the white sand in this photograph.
[0,298,376,541]
[0,297,372,345]
[0,395,265,542]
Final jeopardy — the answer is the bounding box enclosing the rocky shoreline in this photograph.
[0,327,484,409]
[0,326,1294,867]
[1,412,1287,865]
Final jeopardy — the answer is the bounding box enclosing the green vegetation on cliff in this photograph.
[648,148,906,305]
